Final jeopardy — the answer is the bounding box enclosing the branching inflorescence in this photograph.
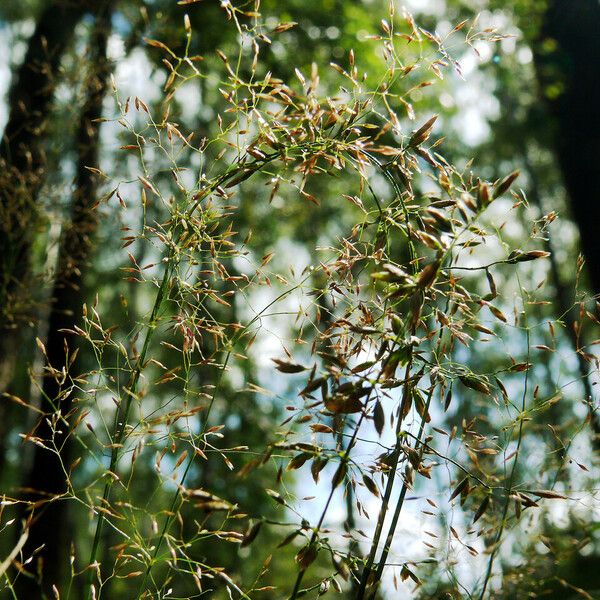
[6,2,595,599]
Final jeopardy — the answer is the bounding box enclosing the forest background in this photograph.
[0,0,599,599]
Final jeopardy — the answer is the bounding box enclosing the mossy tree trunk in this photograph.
[17,3,114,595]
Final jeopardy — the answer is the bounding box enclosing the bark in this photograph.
[535,0,600,295]
[0,0,88,388]
[17,5,113,595]
[523,151,600,445]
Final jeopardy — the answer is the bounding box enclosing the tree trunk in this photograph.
[535,0,600,294]
[0,0,88,389]
[17,4,113,595]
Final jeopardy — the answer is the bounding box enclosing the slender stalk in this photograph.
[135,279,311,597]
[288,370,379,599]
[85,143,297,597]
[354,360,413,600]
[288,481,339,600]
[352,153,426,599]
[85,261,172,598]
[477,327,530,599]
[127,139,378,599]
[288,285,416,598]
[288,372,399,600]
[288,342,409,600]
[357,250,457,598]
[371,386,435,592]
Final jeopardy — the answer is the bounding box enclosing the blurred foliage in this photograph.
[0,1,599,599]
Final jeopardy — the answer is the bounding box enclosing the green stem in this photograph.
[288,481,338,600]
[86,147,286,599]
[370,386,434,595]
[287,325,411,599]
[85,261,172,599]
[287,342,404,600]
[354,359,413,600]
[477,327,530,599]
